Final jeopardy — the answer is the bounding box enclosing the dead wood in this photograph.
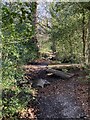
[23,64,84,70]
[47,64,84,69]
[22,64,84,80]
[46,68,71,79]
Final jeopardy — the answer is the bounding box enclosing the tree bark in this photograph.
[85,11,90,64]
[32,2,40,58]
[88,12,90,63]
[23,64,83,70]
[82,9,86,63]
[47,64,83,69]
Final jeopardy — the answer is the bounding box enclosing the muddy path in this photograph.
[23,62,89,119]
[36,77,87,119]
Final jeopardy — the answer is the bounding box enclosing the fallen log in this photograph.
[23,64,84,70]
[46,68,72,79]
[22,64,83,80]
[47,64,84,69]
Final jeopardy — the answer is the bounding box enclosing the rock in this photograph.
[36,79,50,88]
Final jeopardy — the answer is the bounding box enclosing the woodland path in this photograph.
[24,61,89,119]
[36,77,86,119]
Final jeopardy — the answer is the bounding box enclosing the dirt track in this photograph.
[36,76,87,119]
[24,62,89,119]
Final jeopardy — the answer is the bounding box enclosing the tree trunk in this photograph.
[32,2,40,58]
[85,29,89,64]
[23,64,83,70]
[51,39,56,54]
[47,64,83,69]
[85,11,90,64]
[88,11,90,64]
[82,9,90,64]
[82,9,86,63]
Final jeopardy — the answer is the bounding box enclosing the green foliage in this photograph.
[2,87,35,119]
[83,64,90,82]
[48,2,89,63]
[2,2,38,119]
